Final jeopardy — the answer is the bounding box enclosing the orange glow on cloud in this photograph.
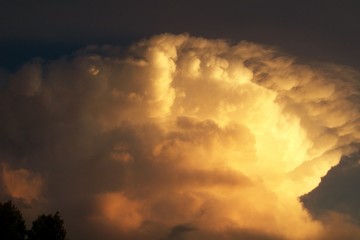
[95,193,143,231]
[2,34,360,239]
[87,34,360,239]
[1,164,43,204]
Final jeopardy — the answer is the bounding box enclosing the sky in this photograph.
[1,1,360,240]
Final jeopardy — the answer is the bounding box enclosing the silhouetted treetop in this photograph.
[28,212,67,240]
[0,201,26,240]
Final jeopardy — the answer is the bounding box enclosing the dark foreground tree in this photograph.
[0,201,26,240]
[28,212,66,240]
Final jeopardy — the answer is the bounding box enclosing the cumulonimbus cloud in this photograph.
[0,34,360,239]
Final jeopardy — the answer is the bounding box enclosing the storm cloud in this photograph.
[1,34,360,239]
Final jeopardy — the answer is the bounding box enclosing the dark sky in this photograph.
[1,0,360,71]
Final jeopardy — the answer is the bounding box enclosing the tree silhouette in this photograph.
[0,201,26,240]
[28,212,67,240]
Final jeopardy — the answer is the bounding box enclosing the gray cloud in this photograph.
[302,152,360,223]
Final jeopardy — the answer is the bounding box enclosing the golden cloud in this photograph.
[1,34,360,239]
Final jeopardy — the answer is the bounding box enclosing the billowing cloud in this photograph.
[0,34,360,239]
